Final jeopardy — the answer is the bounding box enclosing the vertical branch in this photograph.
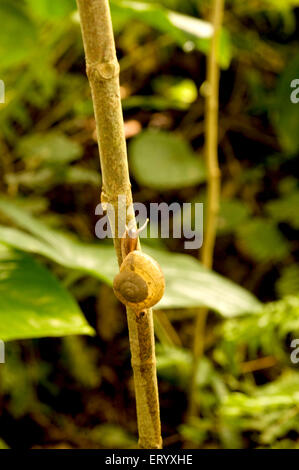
[188,0,224,420]
[76,0,162,449]
[202,0,224,269]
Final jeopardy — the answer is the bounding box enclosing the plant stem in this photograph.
[76,0,162,449]
[188,0,224,420]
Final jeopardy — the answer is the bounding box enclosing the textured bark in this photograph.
[76,0,162,449]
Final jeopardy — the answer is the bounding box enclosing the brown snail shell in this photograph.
[113,251,165,312]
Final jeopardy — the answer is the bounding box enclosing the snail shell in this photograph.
[113,251,165,312]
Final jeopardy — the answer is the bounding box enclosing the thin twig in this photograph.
[187,0,224,421]
[76,0,162,449]
[241,356,278,374]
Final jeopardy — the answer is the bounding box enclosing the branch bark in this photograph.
[76,0,162,449]
[188,0,224,420]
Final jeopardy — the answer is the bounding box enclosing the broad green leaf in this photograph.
[276,265,299,298]
[218,199,251,235]
[109,1,232,68]
[129,130,206,189]
[0,226,64,263]
[0,199,261,317]
[17,132,83,166]
[0,197,119,282]
[110,0,212,41]
[236,219,290,262]
[147,247,261,316]
[8,196,49,214]
[166,10,213,39]
[5,168,58,191]
[0,225,117,285]
[266,190,299,229]
[266,0,299,12]
[64,166,101,186]
[27,0,76,19]
[0,1,37,68]
[0,245,94,341]
[5,166,100,191]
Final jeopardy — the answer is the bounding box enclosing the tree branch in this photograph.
[76,0,162,449]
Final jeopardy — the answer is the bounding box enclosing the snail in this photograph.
[113,220,165,314]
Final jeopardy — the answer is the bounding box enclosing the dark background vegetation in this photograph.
[0,0,299,449]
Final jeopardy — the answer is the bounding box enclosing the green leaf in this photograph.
[222,296,299,360]
[276,265,299,298]
[156,344,224,391]
[17,132,83,166]
[236,218,290,262]
[219,369,299,446]
[266,0,299,11]
[27,0,76,19]
[217,199,251,235]
[122,95,189,111]
[0,199,261,317]
[64,166,101,186]
[164,78,197,104]
[0,1,37,68]
[152,76,198,107]
[0,245,94,341]
[156,344,193,388]
[147,247,261,316]
[110,1,232,68]
[266,190,299,229]
[129,130,206,189]
[88,424,136,449]
[110,0,212,41]
[221,372,299,418]
[0,226,117,286]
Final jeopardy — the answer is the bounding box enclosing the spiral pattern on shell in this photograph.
[113,250,165,312]
[113,271,148,304]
